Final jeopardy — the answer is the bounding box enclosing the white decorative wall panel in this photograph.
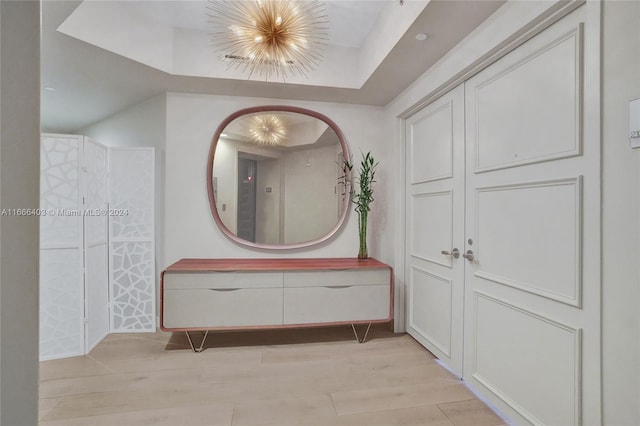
[409,267,452,357]
[40,135,84,361]
[109,149,154,240]
[409,102,453,183]
[410,191,453,267]
[475,178,582,305]
[473,293,581,426]
[111,241,155,330]
[39,248,84,360]
[109,148,156,332]
[470,25,583,172]
[40,135,81,248]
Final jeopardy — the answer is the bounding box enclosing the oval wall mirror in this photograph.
[207,106,351,249]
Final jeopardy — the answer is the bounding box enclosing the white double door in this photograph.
[406,6,600,425]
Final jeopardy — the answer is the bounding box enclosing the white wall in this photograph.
[81,94,167,304]
[386,0,640,423]
[82,94,167,149]
[212,138,238,234]
[0,1,40,424]
[165,93,392,266]
[256,158,281,244]
[601,1,640,424]
[283,144,338,244]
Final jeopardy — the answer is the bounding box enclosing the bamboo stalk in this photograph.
[342,151,377,260]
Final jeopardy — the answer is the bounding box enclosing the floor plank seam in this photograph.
[87,354,123,375]
[230,406,236,426]
[435,403,454,425]
[328,391,340,417]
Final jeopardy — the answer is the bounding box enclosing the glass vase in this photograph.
[358,210,368,260]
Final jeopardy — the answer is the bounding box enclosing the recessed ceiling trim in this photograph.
[57,0,428,89]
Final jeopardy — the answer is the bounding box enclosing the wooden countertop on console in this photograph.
[164,258,391,272]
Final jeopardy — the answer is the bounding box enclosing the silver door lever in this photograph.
[462,250,474,261]
[441,248,460,259]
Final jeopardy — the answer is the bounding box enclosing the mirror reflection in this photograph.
[212,110,347,246]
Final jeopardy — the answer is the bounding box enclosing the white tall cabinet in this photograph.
[39,134,155,361]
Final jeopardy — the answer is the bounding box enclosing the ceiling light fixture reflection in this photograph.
[249,114,286,146]
[208,0,329,80]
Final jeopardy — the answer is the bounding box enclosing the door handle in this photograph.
[462,250,474,261]
[441,248,460,259]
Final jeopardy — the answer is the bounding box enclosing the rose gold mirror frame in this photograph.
[206,105,351,250]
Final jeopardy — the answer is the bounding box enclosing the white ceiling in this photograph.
[128,1,388,48]
[41,0,505,133]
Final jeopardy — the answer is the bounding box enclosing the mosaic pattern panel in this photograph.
[109,148,155,332]
[40,135,81,248]
[84,140,108,245]
[110,241,155,331]
[40,135,84,361]
[39,249,84,360]
[109,149,154,240]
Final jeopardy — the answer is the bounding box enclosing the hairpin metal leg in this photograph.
[185,330,209,353]
[351,323,372,344]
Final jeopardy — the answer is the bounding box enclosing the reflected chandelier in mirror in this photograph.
[207,106,351,249]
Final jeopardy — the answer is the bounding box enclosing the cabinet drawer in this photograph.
[163,271,283,290]
[163,288,283,328]
[283,268,389,288]
[283,284,390,324]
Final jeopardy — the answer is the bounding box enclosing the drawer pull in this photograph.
[325,285,353,289]
[208,288,241,292]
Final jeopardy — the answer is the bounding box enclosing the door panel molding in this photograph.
[409,190,454,268]
[408,101,454,184]
[470,24,584,174]
[474,176,583,307]
[471,291,582,426]
[408,266,453,358]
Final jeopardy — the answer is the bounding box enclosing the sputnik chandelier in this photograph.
[208,0,329,80]
[248,114,287,146]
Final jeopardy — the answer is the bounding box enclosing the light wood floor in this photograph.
[39,325,506,425]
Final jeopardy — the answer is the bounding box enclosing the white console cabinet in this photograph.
[160,258,393,351]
